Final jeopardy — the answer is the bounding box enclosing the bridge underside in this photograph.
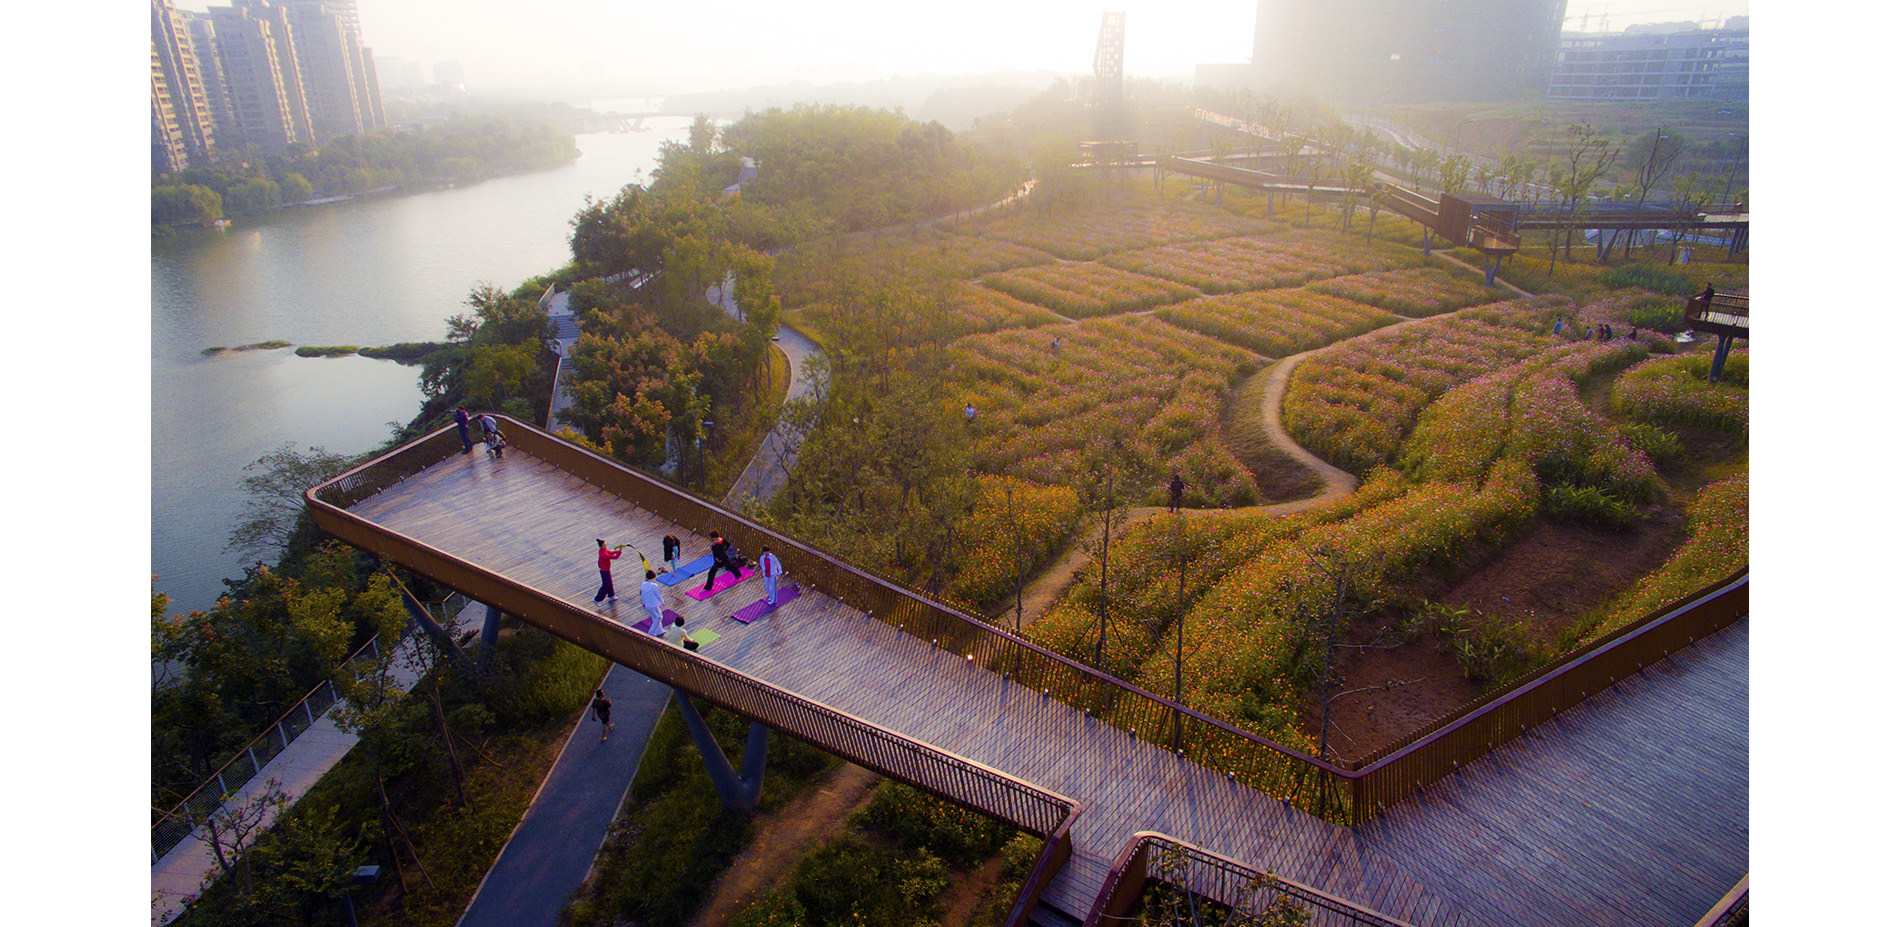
[308,422,1747,925]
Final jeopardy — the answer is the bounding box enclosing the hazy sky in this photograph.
[168,1,1752,95]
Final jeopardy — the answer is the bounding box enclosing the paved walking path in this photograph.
[150,623,448,925]
[456,668,673,927]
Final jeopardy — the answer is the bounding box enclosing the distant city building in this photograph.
[151,0,386,169]
[1248,0,1567,102]
[282,0,386,137]
[151,0,219,173]
[1547,23,1749,101]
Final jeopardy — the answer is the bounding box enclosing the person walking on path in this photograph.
[703,531,743,592]
[662,534,681,575]
[591,689,613,741]
[594,539,622,606]
[758,546,784,606]
[1168,473,1185,514]
[639,570,670,637]
[455,406,474,454]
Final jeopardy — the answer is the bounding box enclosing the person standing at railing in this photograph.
[594,538,622,606]
[454,406,473,454]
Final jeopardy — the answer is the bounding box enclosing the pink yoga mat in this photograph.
[683,567,754,600]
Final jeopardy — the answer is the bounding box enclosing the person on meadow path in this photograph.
[454,406,473,454]
[758,546,784,606]
[592,689,613,741]
[640,570,669,637]
[594,538,622,605]
[704,531,744,592]
[1168,473,1185,514]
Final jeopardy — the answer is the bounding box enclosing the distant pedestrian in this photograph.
[964,403,976,424]
[594,538,622,606]
[1628,325,1638,340]
[592,689,613,741]
[479,413,499,443]
[1699,282,1716,302]
[640,570,667,637]
[1552,320,1563,337]
[486,424,507,458]
[703,531,743,592]
[454,406,473,454]
[662,534,682,575]
[758,546,784,606]
[1168,473,1185,514]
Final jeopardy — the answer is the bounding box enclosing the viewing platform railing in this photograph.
[307,416,1747,826]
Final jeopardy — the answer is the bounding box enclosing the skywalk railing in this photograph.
[151,634,389,864]
[1084,832,1416,927]
[305,419,1077,845]
[307,416,1748,826]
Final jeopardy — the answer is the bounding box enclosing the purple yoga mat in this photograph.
[632,609,687,636]
[727,585,801,624]
[683,567,755,600]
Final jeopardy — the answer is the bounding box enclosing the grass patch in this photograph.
[1223,364,1323,504]
[359,341,452,364]
[202,340,293,355]
[562,697,839,927]
[296,345,363,358]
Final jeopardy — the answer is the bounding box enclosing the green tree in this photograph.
[464,341,542,409]
[227,444,354,566]
[1548,122,1624,272]
[152,184,223,225]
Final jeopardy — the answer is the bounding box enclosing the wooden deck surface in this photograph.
[344,447,1746,926]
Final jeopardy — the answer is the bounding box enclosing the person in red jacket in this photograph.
[594,538,622,605]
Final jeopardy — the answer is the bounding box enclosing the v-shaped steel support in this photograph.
[671,689,769,814]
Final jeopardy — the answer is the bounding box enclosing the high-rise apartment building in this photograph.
[154,0,386,170]
[282,1,385,138]
[1250,0,1567,102]
[1547,25,1748,101]
[151,0,219,173]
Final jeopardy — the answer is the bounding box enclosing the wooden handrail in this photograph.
[1084,832,1418,927]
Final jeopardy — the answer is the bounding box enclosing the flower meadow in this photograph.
[956,202,1278,261]
[1283,298,1572,473]
[978,261,1202,319]
[941,475,1083,613]
[772,228,1057,310]
[1402,364,1660,505]
[951,315,1266,506]
[941,281,1069,335]
[1157,288,1400,358]
[1096,229,1415,294]
[1307,266,1505,318]
[1611,352,1750,434]
[1572,474,1748,643]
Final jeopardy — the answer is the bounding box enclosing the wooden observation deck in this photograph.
[306,418,1748,926]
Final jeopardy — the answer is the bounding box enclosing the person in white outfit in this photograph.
[639,571,667,637]
[758,546,784,606]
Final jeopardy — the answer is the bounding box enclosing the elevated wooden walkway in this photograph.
[308,421,1746,925]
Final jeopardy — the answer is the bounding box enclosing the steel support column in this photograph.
[672,688,770,814]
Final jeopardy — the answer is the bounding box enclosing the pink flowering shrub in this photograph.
[1307,266,1504,318]
[1611,353,1749,433]
[978,262,1201,319]
[1157,289,1399,357]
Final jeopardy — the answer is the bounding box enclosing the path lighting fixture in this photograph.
[342,865,381,927]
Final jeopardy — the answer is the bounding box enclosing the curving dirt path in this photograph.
[999,344,1365,629]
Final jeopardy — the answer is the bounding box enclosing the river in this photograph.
[151,116,695,616]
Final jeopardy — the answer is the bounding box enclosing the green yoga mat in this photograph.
[685,628,720,646]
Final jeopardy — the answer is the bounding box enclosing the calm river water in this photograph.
[151,116,694,615]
